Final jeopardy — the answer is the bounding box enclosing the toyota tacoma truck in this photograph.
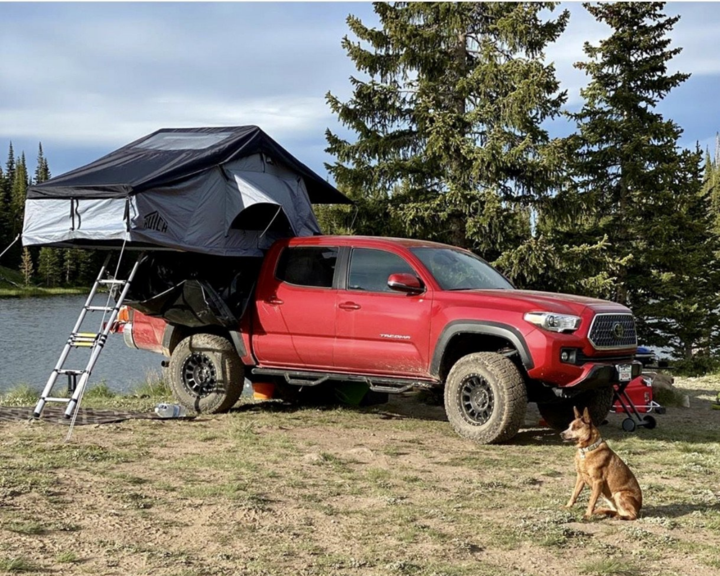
[118,236,640,444]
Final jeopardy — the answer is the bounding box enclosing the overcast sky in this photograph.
[2,2,720,179]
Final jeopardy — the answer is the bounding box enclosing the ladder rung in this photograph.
[98,279,126,285]
[75,332,99,338]
[57,369,84,375]
[72,342,95,348]
[86,306,114,312]
[45,397,71,403]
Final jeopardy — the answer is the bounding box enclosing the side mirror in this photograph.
[387,273,424,294]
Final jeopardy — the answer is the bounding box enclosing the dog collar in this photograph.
[578,438,604,458]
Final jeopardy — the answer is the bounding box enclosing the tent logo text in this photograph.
[143,211,168,233]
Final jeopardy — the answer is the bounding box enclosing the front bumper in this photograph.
[564,360,643,391]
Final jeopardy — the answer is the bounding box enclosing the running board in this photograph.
[250,368,438,393]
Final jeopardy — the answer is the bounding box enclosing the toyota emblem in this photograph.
[611,322,625,339]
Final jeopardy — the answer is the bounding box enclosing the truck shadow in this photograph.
[511,428,565,446]
[230,390,720,447]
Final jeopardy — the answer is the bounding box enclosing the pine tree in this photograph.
[3,142,15,204]
[0,164,6,250]
[37,247,61,287]
[706,134,720,235]
[569,2,720,361]
[1,149,27,267]
[20,248,33,286]
[34,143,51,184]
[10,153,28,230]
[325,2,570,274]
[0,144,15,249]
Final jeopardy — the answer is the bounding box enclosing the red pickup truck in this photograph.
[120,235,640,443]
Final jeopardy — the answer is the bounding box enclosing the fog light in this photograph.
[560,348,577,364]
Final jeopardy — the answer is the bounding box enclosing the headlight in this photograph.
[524,312,581,333]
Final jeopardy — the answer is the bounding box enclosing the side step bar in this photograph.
[251,367,438,393]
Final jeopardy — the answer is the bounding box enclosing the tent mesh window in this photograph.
[136,132,234,151]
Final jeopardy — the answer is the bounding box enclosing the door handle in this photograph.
[267,296,284,306]
[339,301,361,310]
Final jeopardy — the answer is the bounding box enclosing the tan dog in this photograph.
[561,406,642,520]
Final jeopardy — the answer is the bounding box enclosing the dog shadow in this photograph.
[642,502,720,518]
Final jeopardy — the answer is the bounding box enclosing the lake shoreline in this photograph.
[0,287,90,299]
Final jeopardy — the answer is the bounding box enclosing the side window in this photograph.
[348,248,415,293]
[276,247,338,288]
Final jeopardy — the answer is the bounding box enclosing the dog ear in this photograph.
[582,407,591,423]
[573,406,581,419]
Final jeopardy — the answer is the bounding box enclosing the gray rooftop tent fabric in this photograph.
[22,126,351,256]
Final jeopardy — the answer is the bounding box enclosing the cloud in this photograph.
[545,3,720,106]
[0,94,332,146]
[0,3,369,150]
[2,2,720,176]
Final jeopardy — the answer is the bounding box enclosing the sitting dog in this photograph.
[561,406,642,520]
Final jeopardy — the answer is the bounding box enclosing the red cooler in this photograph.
[612,375,654,414]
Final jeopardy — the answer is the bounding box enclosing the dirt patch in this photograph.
[0,378,719,575]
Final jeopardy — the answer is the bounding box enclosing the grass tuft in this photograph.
[4,521,46,535]
[55,551,79,564]
[0,557,40,573]
[84,381,116,399]
[580,558,641,576]
[653,386,688,407]
[131,370,171,398]
[0,384,38,407]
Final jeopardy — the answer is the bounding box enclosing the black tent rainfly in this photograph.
[23,126,351,257]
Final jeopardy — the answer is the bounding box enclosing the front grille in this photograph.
[588,314,637,349]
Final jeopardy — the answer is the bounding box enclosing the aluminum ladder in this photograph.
[33,251,145,420]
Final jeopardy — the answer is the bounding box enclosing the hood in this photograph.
[439,289,631,317]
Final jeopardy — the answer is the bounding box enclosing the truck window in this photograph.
[348,248,415,292]
[276,246,338,288]
[410,247,513,290]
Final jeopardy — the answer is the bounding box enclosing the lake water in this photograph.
[0,295,162,394]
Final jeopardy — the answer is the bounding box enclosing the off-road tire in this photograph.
[444,352,527,444]
[537,386,614,431]
[168,333,244,414]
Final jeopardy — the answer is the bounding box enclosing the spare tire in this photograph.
[537,386,614,431]
[168,333,244,414]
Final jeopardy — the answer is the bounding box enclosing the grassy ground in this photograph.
[0,265,88,298]
[0,377,718,576]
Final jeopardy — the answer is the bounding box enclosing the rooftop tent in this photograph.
[22,126,351,256]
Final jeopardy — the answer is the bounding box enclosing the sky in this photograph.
[2,2,720,180]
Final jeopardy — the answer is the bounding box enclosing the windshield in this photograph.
[410,247,513,291]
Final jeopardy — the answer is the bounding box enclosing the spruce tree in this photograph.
[10,153,28,236]
[326,2,569,272]
[706,134,720,235]
[570,2,720,360]
[34,143,51,184]
[3,142,15,204]
[37,247,61,287]
[0,164,6,250]
[1,144,15,249]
